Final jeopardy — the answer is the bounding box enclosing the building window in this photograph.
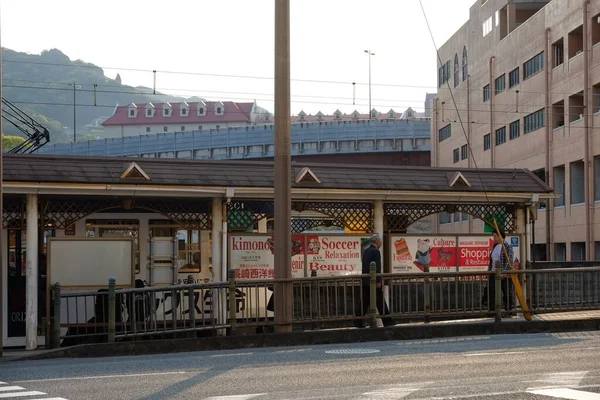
[495,126,506,145]
[129,109,135,117]
[163,126,168,132]
[453,54,459,87]
[523,52,544,80]
[216,125,220,130]
[181,108,188,116]
[568,25,584,58]
[461,144,468,160]
[453,148,460,163]
[571,242,586,261]
[568,91,584,123]
[216,107,222,114]
[439,124,451,142]
[462,47,468,81]
[524,109,545,133]
[146,127,150,133]
[509,67,519,88]
[483,84,490,102]
[495,74,505,95]
[553,38,564,67]
[484,133,491,150]
[593,82,600,114]
[198,107,205,115]
[483,16,492,37]
[180,126,185,132]
[509,120,520,139]
[163,109,171,117]
[570,161,585,205]
[198,125,203,131]
[146,109,153,117]
[553,165,565,207]
[438,60,451,87]
[554,243,567,261]
[552,100,565,128]
[439,212,451,224]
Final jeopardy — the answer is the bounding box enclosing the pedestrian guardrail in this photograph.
[50,263,600,348]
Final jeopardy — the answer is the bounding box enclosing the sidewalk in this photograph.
[4,310,599,362]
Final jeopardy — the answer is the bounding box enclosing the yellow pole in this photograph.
[492,218,531,321]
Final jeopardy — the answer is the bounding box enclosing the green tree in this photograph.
[2,134,26,150]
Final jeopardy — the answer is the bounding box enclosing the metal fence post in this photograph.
[188,275,196,331]
[369,261,378,328]
[495,261,502,323]
[108,277,116,342]
[228,269,237,335]
[310,270,320,329]
[424,273,431,324]
[52,283,61,349]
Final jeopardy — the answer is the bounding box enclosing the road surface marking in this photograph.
[527,388,600,399]
[464,351,527,356]
[325,349,381,354]
[0,392,46,398]
[210,352,253,358]
[275,348,312,353]
[358,387,419,399]
[0,387,24,392]
[14,371,186,383]
[531,371,588,388]
[203,395,265,400]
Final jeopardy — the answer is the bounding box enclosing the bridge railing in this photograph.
[50,265,600,347]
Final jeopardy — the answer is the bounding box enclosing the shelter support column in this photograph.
[25,194,39,350]
[212,198,223,281]
[374,201,388,304]
[516,206,527,299]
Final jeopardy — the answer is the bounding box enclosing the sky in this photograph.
[1,0,475,117]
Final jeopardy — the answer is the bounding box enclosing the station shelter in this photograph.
[1,154,554,348]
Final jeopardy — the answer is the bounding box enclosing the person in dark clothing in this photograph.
[361,234,394,327]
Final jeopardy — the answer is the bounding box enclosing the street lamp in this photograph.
[364,50,375,119]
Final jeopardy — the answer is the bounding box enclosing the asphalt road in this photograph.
[1,331,600,399]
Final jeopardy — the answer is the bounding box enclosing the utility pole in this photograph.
[69,83,80,142]
[364,50,375,119]
[273,0,292,333]
[0,13,4,356]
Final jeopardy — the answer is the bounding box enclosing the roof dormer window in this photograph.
[146,109,153,117]
[127,103,138,118]
[334,110,342,119]
[163,108,171,117]
[197,102,207,116]
[215,101,225,116]
[180,102,189,116]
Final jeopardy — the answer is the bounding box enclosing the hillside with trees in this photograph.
[2,48,202,144]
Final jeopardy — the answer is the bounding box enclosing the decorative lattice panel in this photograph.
[3,197,25,229]
[384,203,516,233]
[227,200,274,231]
[295,202,373,233]
[135,200,210,230]
[291,217,344,234]
[40,198,210,230]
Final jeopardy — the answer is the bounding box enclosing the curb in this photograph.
[8,317,600,361]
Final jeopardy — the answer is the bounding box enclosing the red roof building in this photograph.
[101,101,272,138]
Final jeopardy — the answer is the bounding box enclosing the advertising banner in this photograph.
[390,236,458,273]
[229,235,305,279]
[305,235,369,276]
[390,235,522,276]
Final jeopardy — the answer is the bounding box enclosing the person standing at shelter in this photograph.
[487,229,515,313]
[362,234,394,327]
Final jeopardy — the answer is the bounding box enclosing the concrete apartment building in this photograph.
[432,0,600,261]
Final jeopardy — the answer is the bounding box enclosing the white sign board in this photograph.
[49,238,135,288]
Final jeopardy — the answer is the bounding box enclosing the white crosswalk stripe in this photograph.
[0,381,68,400]
[527,388,600,399]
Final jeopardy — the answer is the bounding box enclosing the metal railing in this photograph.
[51,263,600,348]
